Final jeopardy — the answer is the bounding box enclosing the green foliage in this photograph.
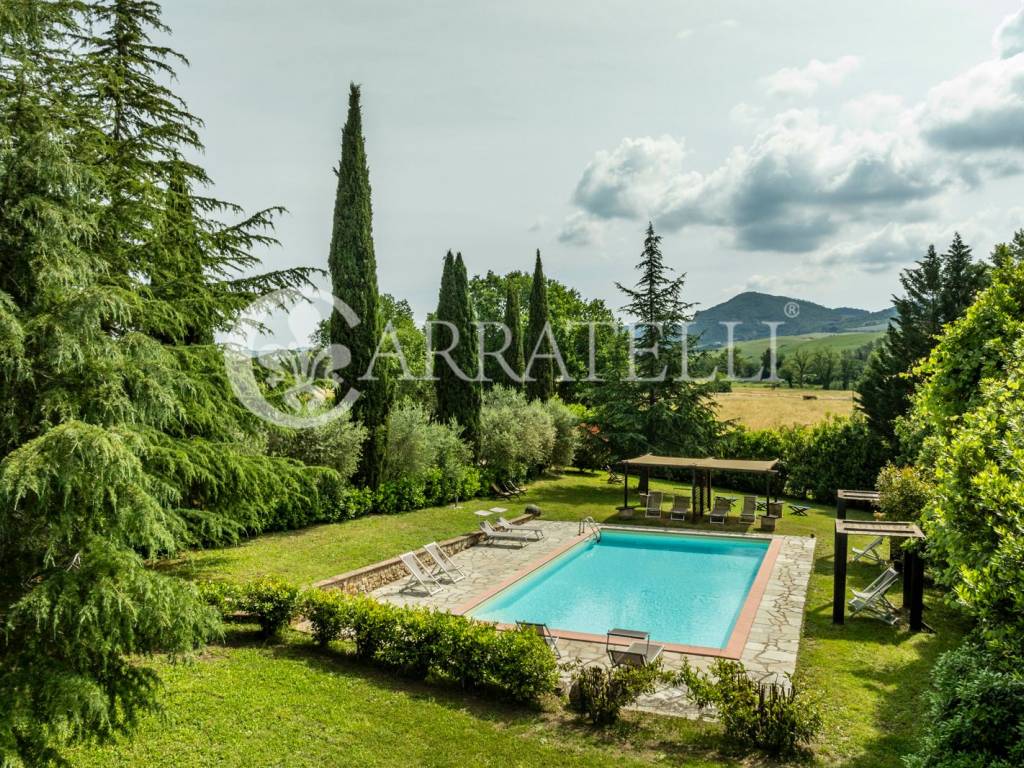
[857,236,988,450]
[905,640,1024,768]
[876,464,931,521]
[502,280,526,388]
[239,579,301,637]
[266,408,367,483]
[434,252,482,449]
[677,660,820,757]
[327,83,393,490]
[479,387,555,479]
[567,661,663,726]
[268,589,558,704]
[525,251,556,401]
[542,397,580,468]
[720,415,883,502]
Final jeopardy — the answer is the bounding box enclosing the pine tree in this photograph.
[594,223,718,457]
[525,250,555,401]
[502,280,525,388]
[327,83,392,489]
[0,4,330,762]
[857,236,989,449]
[433,251,481,449]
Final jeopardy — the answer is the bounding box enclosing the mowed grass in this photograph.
[78,473,967,767]
[715,386,856,429]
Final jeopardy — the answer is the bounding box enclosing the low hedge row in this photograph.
[198,579,558,705]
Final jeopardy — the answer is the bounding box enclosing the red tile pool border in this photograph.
[452,528,783,659]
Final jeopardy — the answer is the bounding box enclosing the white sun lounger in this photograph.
[496,516,544,540]
[423,542,466,583]
[399,551,444,595]
[479,520,531,547]
[849,566,900,624]
[853,536,885,564]
[644,491,664,519]
[606,628,664,668]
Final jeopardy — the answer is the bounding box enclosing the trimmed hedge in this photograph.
[202,581,558,705]
[718,415,884,503]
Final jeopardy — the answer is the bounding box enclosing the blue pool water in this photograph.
[470,530,769,648]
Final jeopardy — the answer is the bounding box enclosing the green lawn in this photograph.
[732,330,884,360]
[75,473,968,767]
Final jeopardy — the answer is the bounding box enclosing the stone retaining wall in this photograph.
[313,511,539,594]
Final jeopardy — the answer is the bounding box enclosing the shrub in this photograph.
[300,588,351,647]
[905,640,1024,768]
[567,662,663,725]
[677,660,820,756]
[876,464,930,521]
[266,408,367,483]
[479,386,555,479]
[543,397,580,468]
[239,579,301,637]
[196,580,243,617]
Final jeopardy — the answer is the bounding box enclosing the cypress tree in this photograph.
[502,280,525,388]
[327,83,392,489]
[434,251,481,449]
[525,250,555,401]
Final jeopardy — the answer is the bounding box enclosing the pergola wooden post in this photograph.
[833,518,926,630]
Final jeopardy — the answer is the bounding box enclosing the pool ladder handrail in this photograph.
[578,516,601,541]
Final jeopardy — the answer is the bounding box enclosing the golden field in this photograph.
[714,385,856,429]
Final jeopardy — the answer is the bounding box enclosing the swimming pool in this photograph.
[467,529,773,651]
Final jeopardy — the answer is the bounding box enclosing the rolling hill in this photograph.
[690,291,894,346]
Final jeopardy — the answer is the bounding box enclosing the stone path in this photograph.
[371,520,816,717]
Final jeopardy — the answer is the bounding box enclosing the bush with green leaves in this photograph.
[567,661,663,725]
[479,386,556,479]
[677,660,820,757]
[875,464,930,521]
[238,579,301,637]
[299,589,352,647]
[266,408,367,484]
[905,640,1024,768]
[543,397,580,468]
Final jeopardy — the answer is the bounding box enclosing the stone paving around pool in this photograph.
[370,520,816,718]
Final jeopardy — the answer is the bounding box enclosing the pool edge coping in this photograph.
[452,525,784,659]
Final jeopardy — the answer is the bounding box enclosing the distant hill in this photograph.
[689,291,894,346]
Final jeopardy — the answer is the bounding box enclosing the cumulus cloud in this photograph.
[564,11,1024,260]
[994,4,1024,59]
[920,54,1024,152]
[763,55,862,98]
[814,222,930,272]
[675,28,693,41]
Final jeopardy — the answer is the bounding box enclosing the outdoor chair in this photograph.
[605,465,622,484]
[669,495,691,521]
[849,566,900,625]
[710,497,731,525]
[399,551,444,595]
[423,541,466,583]
[479,520,531,547]
[606,628,664,668]
[789,504,810,516]
[496,516,544,540]
[506,480,528,495]
[853,536,885,564]
[501,480,523,498]
[490,482,515,500]
[644,491,664,519]
[517,621,561,659]
[740,495,757,524]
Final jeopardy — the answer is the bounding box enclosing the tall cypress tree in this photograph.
[434,251,481,450]
[327,83,392,489]
[525,250,555,401]
[502,280,525,388]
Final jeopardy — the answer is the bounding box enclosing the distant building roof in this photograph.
[621,454,780,474]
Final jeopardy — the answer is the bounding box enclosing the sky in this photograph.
[163,0,1024,325]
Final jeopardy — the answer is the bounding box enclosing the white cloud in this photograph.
[675,28,693,41]
[763,55,862,98]
[994,4,1024,59]
[718,19,739,30]
[557,212,605,246]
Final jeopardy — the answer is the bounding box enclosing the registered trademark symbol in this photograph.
[784,301,800,319]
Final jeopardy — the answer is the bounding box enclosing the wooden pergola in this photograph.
[619,454,780,519]
[833,518,926,631]
[835,489,881,519]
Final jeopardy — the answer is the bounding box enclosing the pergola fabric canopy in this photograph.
[621,454,780,474]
